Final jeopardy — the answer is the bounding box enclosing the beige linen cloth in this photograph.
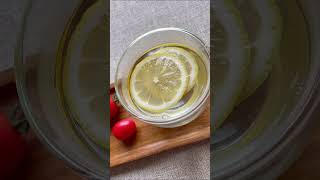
[110,1,210,179]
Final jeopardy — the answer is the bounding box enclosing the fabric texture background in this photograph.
[110,1,210,179]
[0,1,26,86]
[0,0,26,71]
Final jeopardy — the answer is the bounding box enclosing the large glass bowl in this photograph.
[14,0,107,179]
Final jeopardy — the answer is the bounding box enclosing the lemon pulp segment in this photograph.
[154,47,199,92]
[129,53,189,113]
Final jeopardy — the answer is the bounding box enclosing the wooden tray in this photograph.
[110,86,210,167]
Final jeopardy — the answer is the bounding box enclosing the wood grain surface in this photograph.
[110,101,210,167]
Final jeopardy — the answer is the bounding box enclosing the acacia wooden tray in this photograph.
[110,86,210,167]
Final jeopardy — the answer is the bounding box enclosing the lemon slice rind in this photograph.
[130,53,188,113]
[237,0,282,102]
[212,0,251,130]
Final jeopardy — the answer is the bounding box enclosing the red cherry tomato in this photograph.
[110,95,119,120]
[0,112,26,179]
[112,118,136,141]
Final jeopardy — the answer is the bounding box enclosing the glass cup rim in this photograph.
[114,27,210,124]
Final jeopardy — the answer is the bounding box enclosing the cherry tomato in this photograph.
[0,112,26,179]
[110,95,119,120]
[112,118,136,141]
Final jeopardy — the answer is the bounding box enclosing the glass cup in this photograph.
[114,28,210,128]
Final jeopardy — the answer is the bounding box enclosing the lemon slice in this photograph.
[212,0,251,130]
[154,47,199,92]
[235,0,282,102]
[63,0,107,149]
[130,53,188,113]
